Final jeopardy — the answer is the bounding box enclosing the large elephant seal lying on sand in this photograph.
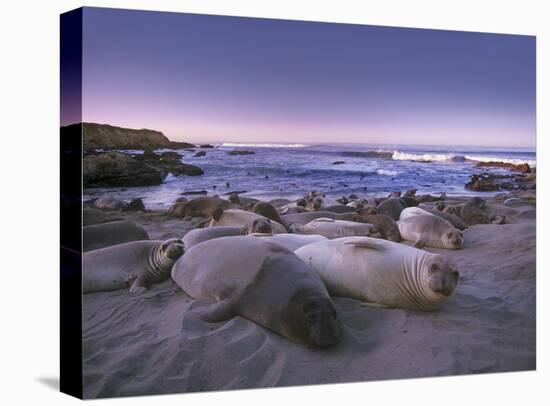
[171,236,342,348]
[290,218,377,239]
[247,233,328,251]
[295,237,459,311]
[83,220,149,252]
[398,213,463,249]
[182,218,274,251]
[209,209,287,233]
[83,238,184,294]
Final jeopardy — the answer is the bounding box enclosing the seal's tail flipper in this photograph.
[193,298,236,323]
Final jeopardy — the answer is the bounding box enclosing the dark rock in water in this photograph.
[227,150,255,156]
[133,150,203,176]
[180,190,208,195]
[179,164,204,176]
[466,170,536,192]
[127,198,146,212]
[76,122,194,150]
[193,151,206,157]
[475,161,531,173]
[83,152,164,188]
[465,175,499,191]
[349,194,358,199]
[226,182,230,187]
[332,161,346,165]
[199,144,215,148]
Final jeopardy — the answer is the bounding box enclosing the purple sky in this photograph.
[73,7,536,147]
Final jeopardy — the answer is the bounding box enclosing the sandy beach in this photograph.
[81,193,536,398]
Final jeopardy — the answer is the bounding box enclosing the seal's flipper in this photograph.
[127,276,145,294]
[360,301,390,309]
[312,217,336,223]
[194,298,235,323]
[344,239,387,251]
[414,239,425,249]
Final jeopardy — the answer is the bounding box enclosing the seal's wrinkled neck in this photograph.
[399,251,446,311]
[148,244,176,280]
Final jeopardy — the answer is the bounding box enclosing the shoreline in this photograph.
[82,191,536,398]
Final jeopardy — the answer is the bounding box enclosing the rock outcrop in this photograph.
[69,122,195,151]
[83,152,164,187]
[474,161,532,173]
[226,150,255,156]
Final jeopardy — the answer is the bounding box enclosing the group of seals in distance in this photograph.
[85,189,525,349]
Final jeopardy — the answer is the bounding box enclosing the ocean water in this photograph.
[84,143,536,209]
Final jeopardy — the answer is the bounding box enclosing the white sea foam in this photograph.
[391,151,536,166]
[221,142,307,148]
[377,169,399,176]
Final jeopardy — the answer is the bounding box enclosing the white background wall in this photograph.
[0,1,547,404]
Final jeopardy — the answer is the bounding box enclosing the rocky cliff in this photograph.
[63,122,195,150]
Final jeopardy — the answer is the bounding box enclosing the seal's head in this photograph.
[444,229,464,249]
[386,228,401,243]
[358,206,378,216]
[251,218,273,234]
[287,292,342,348]
[443,206,461,217]
[312,197,323,210]
[160,238,185,260]
[296,198,307,208]
[425,257,459,298]
[434,201,446,211]
[355,199,368,209]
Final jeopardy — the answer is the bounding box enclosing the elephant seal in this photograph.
[83,238,184,293]
[320,205,357,213]
[358,213,401,242]
[82,208,122,226]
[83,220,149,252]
[398,215,464,249]
[168,197,238,218]
[306,196,342,211]
[209,209,286,233]
[269,198,292,208]
[93,196,128,211]
[248,233,328,251]
[171,236,342,348]
[417,206,468,230]
[458,197,504,225]
[399,206,437,220]
[290,218,377,239]
[346,199,369,209]
[246,201,289,230]
[377,198,407,220]
[295,236,459,311]
[227,193,259,207]
[183,226,245,250]
[282,210,364,225]
[280,206,309,214]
